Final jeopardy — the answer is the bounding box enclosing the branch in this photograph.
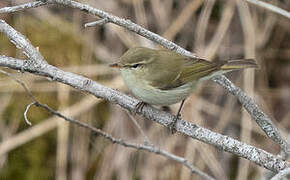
[246,0,290,19]
[271,167,290,180]
[45,0,288,154]
[0,1,50,14]
[0,55,288,173]
[36,0,288,154]
[0,0,287,154]
[0,20,47,65]
[212,76,288,155]
[0,69,214,180]
[0,1,289,172]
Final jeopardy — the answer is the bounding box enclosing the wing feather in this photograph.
[179,59,222,83]
[156,58,222,90]
[145,49,221,90]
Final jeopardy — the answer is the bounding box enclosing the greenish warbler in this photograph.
[110,47,258,129]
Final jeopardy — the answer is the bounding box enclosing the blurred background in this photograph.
[0,0,289,179]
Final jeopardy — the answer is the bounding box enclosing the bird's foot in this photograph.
[168,113,181,134]
[133,101,146,115]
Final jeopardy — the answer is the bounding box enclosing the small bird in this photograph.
[110,47,258,131]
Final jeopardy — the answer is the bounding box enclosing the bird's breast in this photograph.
[120,69,196,105]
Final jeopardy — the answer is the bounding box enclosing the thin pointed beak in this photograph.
[109,62,123,69]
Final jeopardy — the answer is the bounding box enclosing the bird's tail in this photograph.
[220,59,258,70]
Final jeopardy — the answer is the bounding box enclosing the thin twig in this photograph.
[23,102,35,126]
[246,0,290,19]
[0,70,37,102]
[0,69,38,126]
[84,18,109,27]
[35,102,215,180]
[0,96,99,157]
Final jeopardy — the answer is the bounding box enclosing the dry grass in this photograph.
[0,0,289,179]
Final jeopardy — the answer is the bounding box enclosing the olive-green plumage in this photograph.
[111,47,258,106]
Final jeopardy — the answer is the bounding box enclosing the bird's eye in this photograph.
[131,64,140,68]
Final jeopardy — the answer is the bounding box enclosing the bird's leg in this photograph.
[133,101,146,115]
[169,99,186,134]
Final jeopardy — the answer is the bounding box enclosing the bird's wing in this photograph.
[153,58,222,90]
[146,60,183,90]
[177,58,222,84]
[145,50,184,90]
[147,50,221,90]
